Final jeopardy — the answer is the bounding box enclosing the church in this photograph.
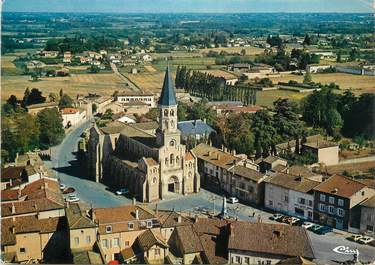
[87,67,200,202]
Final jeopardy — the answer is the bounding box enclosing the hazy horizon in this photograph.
[3,0,373,13]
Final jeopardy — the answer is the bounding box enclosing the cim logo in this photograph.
[333,246,359,255]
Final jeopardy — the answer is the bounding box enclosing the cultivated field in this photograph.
[144,65,157,72]
[124,72,166,93]
[1,55,23,76]
[200,69,239,79]
[199,46,264,55]
[1,73,133,101]
[257,89,307,108]
[268,73,375,94]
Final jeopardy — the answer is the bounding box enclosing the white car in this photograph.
[228,197,239,204]
[115,188,129,195]
[65,194,80,203]
[302,222,314,229]
[60,183,66,190]
[290,217,300,224]
[348,235,364,242]
[358,236,374,244]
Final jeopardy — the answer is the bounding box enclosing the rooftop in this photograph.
[228,222,314,259]
[303,140,338,149]
[158,66,177,106]
[137,229,168,252]
[192,143,239,170]
[120,123,158,148]
[264,173,320,193]
[174,225,204,254]
[177,120,215,137]
[233,165,265,182]
[313,175,366,198]
[66,204,97,230]
[27,102,58,110]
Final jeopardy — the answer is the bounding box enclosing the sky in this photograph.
[2,0,373,13]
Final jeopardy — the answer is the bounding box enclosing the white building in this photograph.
[117,93,156,108]
[142,54,153,62]
[306,64,332,73]
[61,108,86,128]
[264,172,320,221]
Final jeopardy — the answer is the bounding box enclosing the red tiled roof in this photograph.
[185,152,194,161]
[313,175,367,198]
[1,166,25,181]
[1,189,19,201]
[228,222,314,259]
[61,108,79,114]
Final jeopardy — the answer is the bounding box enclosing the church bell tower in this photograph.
[156,66,179,146]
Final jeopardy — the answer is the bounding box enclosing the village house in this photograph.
[132,229,169,264]
[227,222,315,265]
[359,195,375,235]
[116,92,156,108]
[142,54,153,62]
[61,107,87,128]
[1,178,67,263]
[177,119,215,143]
[91,204,160,263]
[302,140,339,166]
[264,172,320,221]
[40,50,59,58]
[1,165,44,192]
[306,64,333,73]
[63,51,72,63]
[313,175,375,231]
[26,60,46,70]
[256,156,288,173]
[192,143,267,205]
[66,204,98,252]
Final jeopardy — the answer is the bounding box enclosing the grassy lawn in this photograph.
[124,72,166,93]
[256,90,308,108]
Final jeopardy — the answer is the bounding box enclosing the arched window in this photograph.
[152,177,157,183]
[189,162,193,168]
[164,120,168,129]
[176,156,179,164]
[188,172,192,178]
[170,109,174,116]
[170,154,174,164]
[165,158,168,166]
[170,140,175,147]
[170,120,174,128]
[164,109,169,116]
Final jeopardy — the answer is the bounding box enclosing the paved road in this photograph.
[110,62,141,93]
[46,122,375,264]
[46,120,131,208]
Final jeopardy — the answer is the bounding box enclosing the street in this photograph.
[47,121,375,265]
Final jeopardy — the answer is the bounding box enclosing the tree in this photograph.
[303,34,311,46]
[22,88,46,106]
[6,95,18,109]
[59,94,74,108]
[48,92,58,102]
[303,72,313,84]
[336,50,342,63]
[251,110,278,157]
[89,65,100,73]
[37,108,65,148]
[273,98,304,154]
[59,89,64,98]
[102,109,113,120]
[92,103,97,114]
[240,49,246,56]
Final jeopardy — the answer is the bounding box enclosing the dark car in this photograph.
[316,226,333,235]
[63,187,76,194]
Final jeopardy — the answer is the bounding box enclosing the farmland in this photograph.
[268,73,375,94]
[1,73,133,100]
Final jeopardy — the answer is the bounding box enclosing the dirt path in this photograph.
[110,62,141,93]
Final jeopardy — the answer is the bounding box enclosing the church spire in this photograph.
[158,65,177,106]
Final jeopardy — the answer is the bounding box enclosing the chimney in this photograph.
[135,209,139,220]
[11,203,16,214]
[177,215,182,223]
[132,197,136,206]
[203,118,207,124]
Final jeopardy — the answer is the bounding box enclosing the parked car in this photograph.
[65,194,80,203]
[347,235,364,242]
[63,187,75,194]
[228,197,239,204]
[116,188,129,195]
[358,236,374,245]
[60,183,66,190]
[316,226,333,235]
[310,224,323,233]
[302,222,315,229]
[270,214,284,221]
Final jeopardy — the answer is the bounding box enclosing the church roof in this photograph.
[158,66,177,106]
